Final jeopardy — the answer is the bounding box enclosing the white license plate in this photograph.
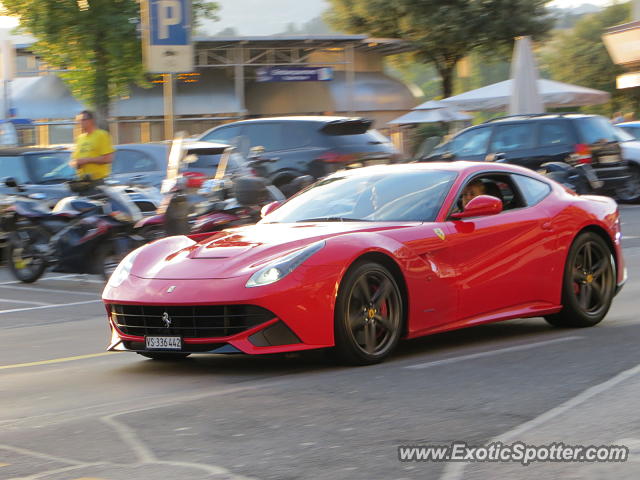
[145,336,182,350]
[599,155,620,164]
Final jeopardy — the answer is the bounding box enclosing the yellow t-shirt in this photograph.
[72,129,114,180]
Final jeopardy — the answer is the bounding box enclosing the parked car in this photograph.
[109,142,253,190]
[197,116,401,189]
[616,121,640,140]
[420,113,640,202]
[612,126,640,203]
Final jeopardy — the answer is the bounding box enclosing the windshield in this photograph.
[263,168,457,223]
[25,152,76,183]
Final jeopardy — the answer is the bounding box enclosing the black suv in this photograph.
[421,113,639,201]
[198,116,400,189]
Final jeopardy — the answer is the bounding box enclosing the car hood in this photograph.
[131,221,412,280]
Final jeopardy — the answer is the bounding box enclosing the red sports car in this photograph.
[103,162,626,364]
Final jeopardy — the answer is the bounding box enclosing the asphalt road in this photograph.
[1,205,640,480]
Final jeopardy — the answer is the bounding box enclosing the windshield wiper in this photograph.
[296,217,365,222]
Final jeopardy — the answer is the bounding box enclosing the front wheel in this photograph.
[334,261,404,365]
[6,228,47,283]
[545,232,616,328]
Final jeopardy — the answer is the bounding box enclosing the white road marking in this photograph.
[0,299,101,314]
[0,284,99,297]
[0,298,50,306]
[0,274,80,286]
[405,336,582,370]
[440,361,640,480]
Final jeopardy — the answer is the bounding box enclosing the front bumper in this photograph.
[103,265,341,355]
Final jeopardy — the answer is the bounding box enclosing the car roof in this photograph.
[212,115,361,125]
[0,146,69,155]
[330,161,541,179]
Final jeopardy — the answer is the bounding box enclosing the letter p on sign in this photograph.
[157,0,181,39]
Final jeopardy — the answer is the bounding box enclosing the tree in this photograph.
[540,2,637,116]
[325,0,554,98]
[1,0,219,123]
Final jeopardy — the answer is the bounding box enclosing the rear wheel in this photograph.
[6,227,47,283]
[137,352,191,361]
[545,232,615,328]
[334,261,404,365]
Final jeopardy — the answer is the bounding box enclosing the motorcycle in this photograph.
[1,177,144,283]
[537,162,603,194]
[134,144,296,241]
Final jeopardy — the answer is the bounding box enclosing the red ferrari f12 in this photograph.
[103,162,626,364]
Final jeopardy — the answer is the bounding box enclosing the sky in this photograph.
[0,1,622,34]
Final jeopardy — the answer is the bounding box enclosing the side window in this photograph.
[0,156,29,183]
[490,124,535,152]
[200,125,242,145]
[452,174,525,215]
[112,150,158,174]
[449,127,492,156]
[281,122,315,149]
[243,123,283,152]
[513,175,551,206]
[539,122,573,146]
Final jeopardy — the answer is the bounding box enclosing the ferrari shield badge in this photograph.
[434,228,446,241]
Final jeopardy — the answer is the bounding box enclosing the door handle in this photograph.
[541,221,553,231]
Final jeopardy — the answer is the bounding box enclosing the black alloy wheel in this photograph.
[334,261,403,365]
[546,232,616,328]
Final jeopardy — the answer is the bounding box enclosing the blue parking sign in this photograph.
[150,0,189,45]
[143,0,193,72]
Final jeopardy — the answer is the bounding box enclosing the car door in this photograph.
[110,148,161,186]
[444,126,493,162]
[486,122,539,168]
[443,172,556,321]
[529,120,576,166]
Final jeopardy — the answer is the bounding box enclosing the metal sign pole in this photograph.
[163,73,175,139]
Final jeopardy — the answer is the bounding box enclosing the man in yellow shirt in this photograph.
[70,110,114,180]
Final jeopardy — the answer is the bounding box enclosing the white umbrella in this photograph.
[388,108,471,125]
[509,36,544,115]
[388,99,471,125]
[441,79,610,112]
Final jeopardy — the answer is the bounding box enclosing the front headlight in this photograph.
[246,240,325,288]
[108,248,141,287]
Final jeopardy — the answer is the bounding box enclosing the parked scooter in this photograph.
[134,143,293,241]
[1,177,144,282]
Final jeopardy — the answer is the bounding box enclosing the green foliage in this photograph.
[540,2,637,116]
[326,0,554,98]
[2,0,219,120]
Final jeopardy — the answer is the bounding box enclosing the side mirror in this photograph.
[261,200,283,217]
[4,177,17,188]
[450,195,502,219]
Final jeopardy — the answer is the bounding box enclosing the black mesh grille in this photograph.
[110,304,275,338]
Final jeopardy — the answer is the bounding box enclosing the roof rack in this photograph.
[483,112,584,123]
